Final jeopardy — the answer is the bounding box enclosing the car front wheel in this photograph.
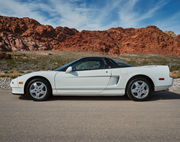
[126,78,152,101]
[26,78,51,101]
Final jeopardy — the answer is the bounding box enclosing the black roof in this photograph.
[81,56,106,60]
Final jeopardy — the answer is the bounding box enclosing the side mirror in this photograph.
[66,66,72,73]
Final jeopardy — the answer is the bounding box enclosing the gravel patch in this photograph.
[0,78,11,89]
[169,78,180,92]
[0,78,179,92]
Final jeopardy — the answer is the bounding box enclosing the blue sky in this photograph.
[0,0,180,34]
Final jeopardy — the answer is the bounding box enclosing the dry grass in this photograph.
[10,70,20,78]
[170,70,180,78]
[0,70,21,78]
[0,51,179,78]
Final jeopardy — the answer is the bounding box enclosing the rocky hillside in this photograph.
[0,16,78,51]
[0,16,180,56]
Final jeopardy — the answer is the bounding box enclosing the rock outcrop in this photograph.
[0,16,78,51]
[164,31,176,37]
[0,16,180,56]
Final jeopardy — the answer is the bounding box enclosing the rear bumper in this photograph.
[155,85,172,91]
[154,78,173,91]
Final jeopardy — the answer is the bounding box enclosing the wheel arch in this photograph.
[125,74,155,93]
[24,76,52,94]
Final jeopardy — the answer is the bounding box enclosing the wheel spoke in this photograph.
[137,91,142,98]
[131,88,137,93]
[30,88,36,93]
[40,90,46,95]
[135,82,140,88]
[142,89,148,95]
[39,83,45,89]
[142,89,146,93]
[35,92,40,98]
[33,82,38,89]
[140,82,146,89]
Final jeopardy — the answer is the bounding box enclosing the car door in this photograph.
[55,58,112,95]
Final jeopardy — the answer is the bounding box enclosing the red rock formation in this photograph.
[54,26,180,56]
[0,16,180,56]
[0,16,78,51]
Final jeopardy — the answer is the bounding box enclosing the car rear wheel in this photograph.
[26,78,51,101]
[126,78,152,101]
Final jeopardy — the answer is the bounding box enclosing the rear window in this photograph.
[111,58,131,67]
[105,58,131,68]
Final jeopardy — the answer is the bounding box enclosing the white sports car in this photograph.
[10,57,173,101]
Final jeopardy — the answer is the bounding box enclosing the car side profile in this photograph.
[10,57,173,101]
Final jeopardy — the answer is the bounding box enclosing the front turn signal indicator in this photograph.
[19,82,23,84]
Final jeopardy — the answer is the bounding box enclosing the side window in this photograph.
[73,60,104,71]
[105,58,117,68]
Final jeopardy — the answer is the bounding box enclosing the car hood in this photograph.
[14,70,57,81]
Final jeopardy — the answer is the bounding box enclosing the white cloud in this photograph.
[0,0,123,30]
[137,0,168,21]
[47,0,121,30]
[117,0,168,27]
[0,0,179,34]
[154,12,180,34]
[118,0,140,27]
[0,0,54,25]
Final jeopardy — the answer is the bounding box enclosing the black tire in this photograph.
[25,78,52,101]
[126,77,152,101]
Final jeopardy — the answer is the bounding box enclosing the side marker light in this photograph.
[159,78,164,80]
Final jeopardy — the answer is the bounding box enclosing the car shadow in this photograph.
[19,91,180,101]
[18,95,129,101]
[49,91,180,101]
[151,91,180,101]
[49,95,129,101]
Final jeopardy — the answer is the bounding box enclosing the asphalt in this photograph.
[0,89,180,142]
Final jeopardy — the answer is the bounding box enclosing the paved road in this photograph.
[0,89,180,142]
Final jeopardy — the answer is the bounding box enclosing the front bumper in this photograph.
[10,78,24,94]
[11,87,24,94]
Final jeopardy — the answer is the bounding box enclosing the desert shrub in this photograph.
[140,60,150,65]
[0,52,12,59]
[169,65,180,71]
[127,60,137,66]
[10,70,20,78]
[170,70,180,78]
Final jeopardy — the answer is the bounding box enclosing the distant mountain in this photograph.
[0,16,180,56]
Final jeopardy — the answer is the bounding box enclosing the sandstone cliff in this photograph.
[0,16,179,56]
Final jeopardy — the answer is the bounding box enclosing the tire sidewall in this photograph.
[26,78,51,101]
[126,78,152,101]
